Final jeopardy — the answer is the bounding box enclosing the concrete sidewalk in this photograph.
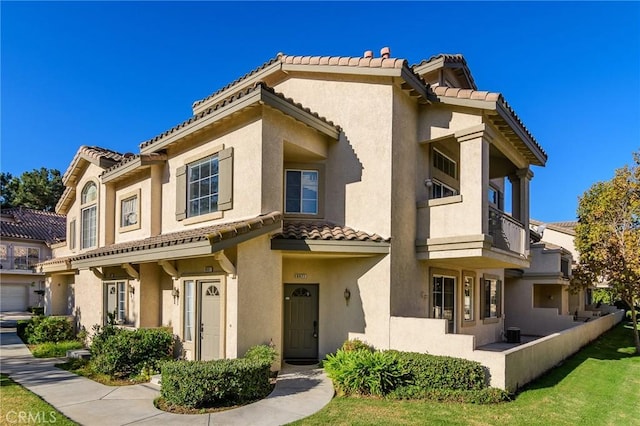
[0,315,334,425]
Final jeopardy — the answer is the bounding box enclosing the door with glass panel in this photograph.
[199,281,222,361]
[432,276,455,333]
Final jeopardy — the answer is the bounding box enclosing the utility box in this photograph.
[506,327,521,344]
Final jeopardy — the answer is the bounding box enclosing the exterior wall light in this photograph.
[172,287,180,299]
[344,288,351,305]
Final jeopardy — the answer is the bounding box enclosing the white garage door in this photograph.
[0,284,28,311]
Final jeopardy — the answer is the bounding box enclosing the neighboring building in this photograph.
[41,48,551,388]
[505,227,577,336]
[0,207,66,311]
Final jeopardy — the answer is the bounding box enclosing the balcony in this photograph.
[0,255,46,274]
[488,207,525,256]
[416,200,529,269]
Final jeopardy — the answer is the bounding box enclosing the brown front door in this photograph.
[283,284,319,360]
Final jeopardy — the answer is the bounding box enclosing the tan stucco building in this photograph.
[41,48,573,388]
[1,208,66,312]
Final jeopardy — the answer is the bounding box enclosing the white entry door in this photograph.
[199,281,222,360]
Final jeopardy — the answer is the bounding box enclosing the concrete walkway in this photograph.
[0,313,334,425]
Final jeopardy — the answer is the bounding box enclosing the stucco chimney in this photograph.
[364,50,373,59]
[380,47,390,59]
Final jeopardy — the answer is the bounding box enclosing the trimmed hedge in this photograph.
[324,349,407,396]
[161,358,271,408]
[90,326,174,379]
[388,350,487,391]
[19,316,75,344]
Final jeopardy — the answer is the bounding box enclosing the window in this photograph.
[432,275,455,333]
[81,182,97,249]
[68,219,76,250]
[0,245,7,268]
[120,194,139,230]
[483,278,501,319]
[561,258,571,278]
[183,280,195,341]
[285,170,319,214]
[433,149,457,179]
[432,179,457,199]
[175,147,233,221]
[188,155,219,217]
[463,275,474,321]
[14,246,39,270]
[105,281,127,324]
[488,187,499,207]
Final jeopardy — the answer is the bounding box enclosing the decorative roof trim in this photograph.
[193,52,432,114]
[61,145,124,185]
[431,86,547,166]
[412,54,478,91]
[140,83,340,154]
[101,153,168,183]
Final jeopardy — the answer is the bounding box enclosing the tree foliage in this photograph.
[571,151,640,353]
[0,168,63,211]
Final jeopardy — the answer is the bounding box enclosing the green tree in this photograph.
[571,151,640,354]
[0,172,16,208]
[0,168,64,211]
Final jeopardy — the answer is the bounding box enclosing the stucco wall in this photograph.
[73,269,104,332]
[502,311,623,391]
[236,235,282,361]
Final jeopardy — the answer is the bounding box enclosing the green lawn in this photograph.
[294,323,640,426]
[0,374,78,426]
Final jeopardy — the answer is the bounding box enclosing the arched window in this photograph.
[81,182,98,249]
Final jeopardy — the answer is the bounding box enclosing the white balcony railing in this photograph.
[488,207,525,255]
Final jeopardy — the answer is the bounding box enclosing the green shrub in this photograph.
[388,350,487,391]
[324,349,407,396]
[31,341,84,358]
[90,327,174,379]
[24,316,75,344]
[388,386,510,404]
[340,338,374,353]
[161,358,271,408]
[16,319,31,343]
[244,344,278,364]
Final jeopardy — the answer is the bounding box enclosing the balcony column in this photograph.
[508,168,533,250]
[455,124,492,234]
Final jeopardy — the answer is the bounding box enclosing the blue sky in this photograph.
[2,1,639,222]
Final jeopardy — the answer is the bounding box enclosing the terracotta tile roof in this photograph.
[100,152,168,177]
[37,255,72,267]
[412,54,478,90]
[61,145,124,183]
[275,221,389,243]
[431,86,547,163]
[0,207,66,244]
[280,54,406,69]
[192,52,409,110]
[549,221,578,229]
[72,211,282,262]
[140,83,340,150]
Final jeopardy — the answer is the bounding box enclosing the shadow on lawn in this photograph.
[516,322,638,394]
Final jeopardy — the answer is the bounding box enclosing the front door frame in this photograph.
[283,283,319,361]
[181,276,226,361]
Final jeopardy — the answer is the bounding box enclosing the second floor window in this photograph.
[81,182,97,249]
[188,155,219,217]
[14,246,40,270]
[285,170,318,214]
[120,195,139,228]
[433,149,457,179]
[432,179,457,199]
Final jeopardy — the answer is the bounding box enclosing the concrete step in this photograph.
[149,374,161,387]
[66,349,91,359]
